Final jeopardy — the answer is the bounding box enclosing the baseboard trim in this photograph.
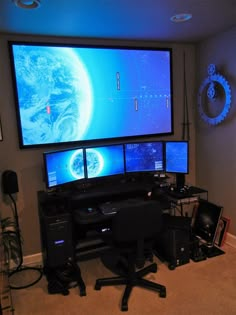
[225,232,236,249]
[19,234,236,267]
[23,252,43,267]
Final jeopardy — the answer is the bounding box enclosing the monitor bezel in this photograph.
[84,143,126,181]
[164,140,189,174]
[192,199,223,246]
[43,146,86,190]
[8,40,174,149]
[124,140,164,174]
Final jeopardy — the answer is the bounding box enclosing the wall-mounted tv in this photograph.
[8,41,173,148]
[125,141,164,173]
[43,148,85,189]
[85,144,125,179]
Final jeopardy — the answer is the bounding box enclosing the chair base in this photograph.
[95,262,166,311]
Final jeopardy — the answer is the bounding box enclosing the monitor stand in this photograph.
[201,244,225,258]
[190,236,207,262]
[190,235,225,262]
[176,173,185,191]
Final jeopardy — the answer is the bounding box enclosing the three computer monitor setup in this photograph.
[43,140,189,191]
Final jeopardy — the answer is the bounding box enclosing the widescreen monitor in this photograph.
[9,42,173,148]
[165,141,189,174]
[85,144,125,179]
[43,148,85,189]
[193,199,223,246]
[125,141,164,173]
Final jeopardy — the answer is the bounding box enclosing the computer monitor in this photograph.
[85,144,125,179]
[43,148,85,189]
[192,199,223,246]
[165,141,189,190]
[124,141,164,173]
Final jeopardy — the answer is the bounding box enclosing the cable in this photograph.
[7,193,43,290]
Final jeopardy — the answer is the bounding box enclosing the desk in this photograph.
[151,186,208,216]
[38,181,151,263]
[38,184,207,263]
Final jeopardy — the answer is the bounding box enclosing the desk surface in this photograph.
[38,184,207,225]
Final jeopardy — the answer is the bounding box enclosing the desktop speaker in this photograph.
[154,215,191,270]
[2,170,19,194]
[176,173,185,191]
[40,211,74,269]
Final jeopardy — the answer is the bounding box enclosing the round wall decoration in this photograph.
[198,64,231,125]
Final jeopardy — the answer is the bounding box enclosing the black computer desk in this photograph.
[38,180,153,262]
[38,183,207,262]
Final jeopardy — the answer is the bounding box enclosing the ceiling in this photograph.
[0,0,236,43]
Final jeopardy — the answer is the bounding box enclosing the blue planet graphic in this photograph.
[69,150,85,179]
[13,46,93,145]
[86,148,104,178]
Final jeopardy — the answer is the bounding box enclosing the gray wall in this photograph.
[196,26,236,236]
[0,34,197,257]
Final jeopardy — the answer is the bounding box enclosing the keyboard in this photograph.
[99,198,143,215]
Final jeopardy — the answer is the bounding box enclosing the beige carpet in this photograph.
[11,244,236,315]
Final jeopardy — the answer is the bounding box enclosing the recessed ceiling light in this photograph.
[13,0,41,9]
[170,13,192,23]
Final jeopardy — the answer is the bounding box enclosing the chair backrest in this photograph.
[112,199,163,243]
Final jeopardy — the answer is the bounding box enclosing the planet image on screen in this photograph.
[14,46,93,145]
[86,149,104,178]
[69,150,85,179]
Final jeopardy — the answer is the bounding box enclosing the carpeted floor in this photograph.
[11,244,236,315]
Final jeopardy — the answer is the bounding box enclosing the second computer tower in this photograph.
[154,215,191,270]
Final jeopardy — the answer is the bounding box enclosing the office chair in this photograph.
[94,200,166,311]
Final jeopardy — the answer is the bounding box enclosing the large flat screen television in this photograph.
[43,147,85,189]
[85,144,125,179]
[125,141,164,173]
[8,41,173,148]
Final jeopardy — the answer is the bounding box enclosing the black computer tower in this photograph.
[39,195,74,269]
[154,215,191,270]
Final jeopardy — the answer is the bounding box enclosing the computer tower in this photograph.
[40,210,74,269]
[154,215,191,270]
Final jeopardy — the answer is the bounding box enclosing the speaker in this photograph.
[154,215,191,270]
[176,173,185,191]
[2,170,19,194]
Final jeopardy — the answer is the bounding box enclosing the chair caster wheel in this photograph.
[95,283,101,290]
[121,304,128,311]
[168,264,176,270]
[160,287,166,298]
